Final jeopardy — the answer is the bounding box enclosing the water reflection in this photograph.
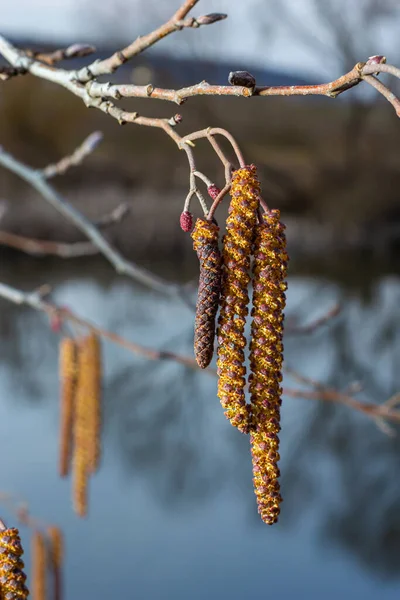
[0,257,399,598]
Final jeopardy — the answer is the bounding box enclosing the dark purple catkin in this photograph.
[191,217,222,369]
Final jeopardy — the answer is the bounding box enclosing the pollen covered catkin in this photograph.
[47,527,63,600]
[59,337,77,477]
[84,333,102,474]
[249,210,288,525]
[31,532,46,600]
[217,165,260,433]
[191,218,222,369]
[72,336,91,517]
[0,527,29,599]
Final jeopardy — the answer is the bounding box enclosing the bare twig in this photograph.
[27,43,96,65]
[284,367,400,427]
[42,131,103,179]
[94,203,130,228]
[287,303,341,335]
[74,1,225,82]
[0,231,98,258]
[0,146,189,301]
[361,62,400,80]
[362,74,400,117]
[181,127,246,167]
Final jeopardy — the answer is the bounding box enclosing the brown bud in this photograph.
[197,13,227,25]
[228,71,256,88]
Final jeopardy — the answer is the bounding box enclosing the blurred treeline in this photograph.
[0,50,400,265]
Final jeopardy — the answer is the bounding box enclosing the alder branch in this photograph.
[0,0,399,145]
[0,146,190,301]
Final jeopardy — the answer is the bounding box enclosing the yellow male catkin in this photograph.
[191,218,222,369]
[72,333,102,517]
[59,337,77,478]
[31,532,46,600]
[47,527,63,600]
[249,210,288,524]
[72,336,91,518]
[217,165,260,433]
[84,333,102,474]
[0,527,29,599]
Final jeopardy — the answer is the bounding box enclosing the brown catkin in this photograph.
[31,531,47,600]
[249,209,288,525]
[191,218,222,369]
[59,337,78,478]
[47,527,63,600]
[0,527,29,599]
[216,165,261,433]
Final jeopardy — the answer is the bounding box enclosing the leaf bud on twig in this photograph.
[196,13,228,26]
[228,71,256,89]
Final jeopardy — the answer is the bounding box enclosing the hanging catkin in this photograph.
[191,218,222,369]
[217,165,260,433]
[249,209,288,525]
[84,333,102,474]
[72,333,102,517]
[72,336,91,518]
[31,531,47,600]
[47,527,63,600]
[59,337,77,478]
[0,527,29,599]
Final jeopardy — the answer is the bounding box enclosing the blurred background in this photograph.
[1,1,400,599]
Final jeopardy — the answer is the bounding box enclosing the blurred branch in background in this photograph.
[0,278,399,430]
[0,139,193,304]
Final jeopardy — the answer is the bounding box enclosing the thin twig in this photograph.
[361,62,400,80]
[73,0,222,82]
[94,203,130,227]
[42,131,103,179]
[207,184,231,221]
[284,367,400,426]
[287,303,341,335]
[0,231,98,258]
[0,146,189,301]
[362,74,400,117]
[27,43,96,65]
